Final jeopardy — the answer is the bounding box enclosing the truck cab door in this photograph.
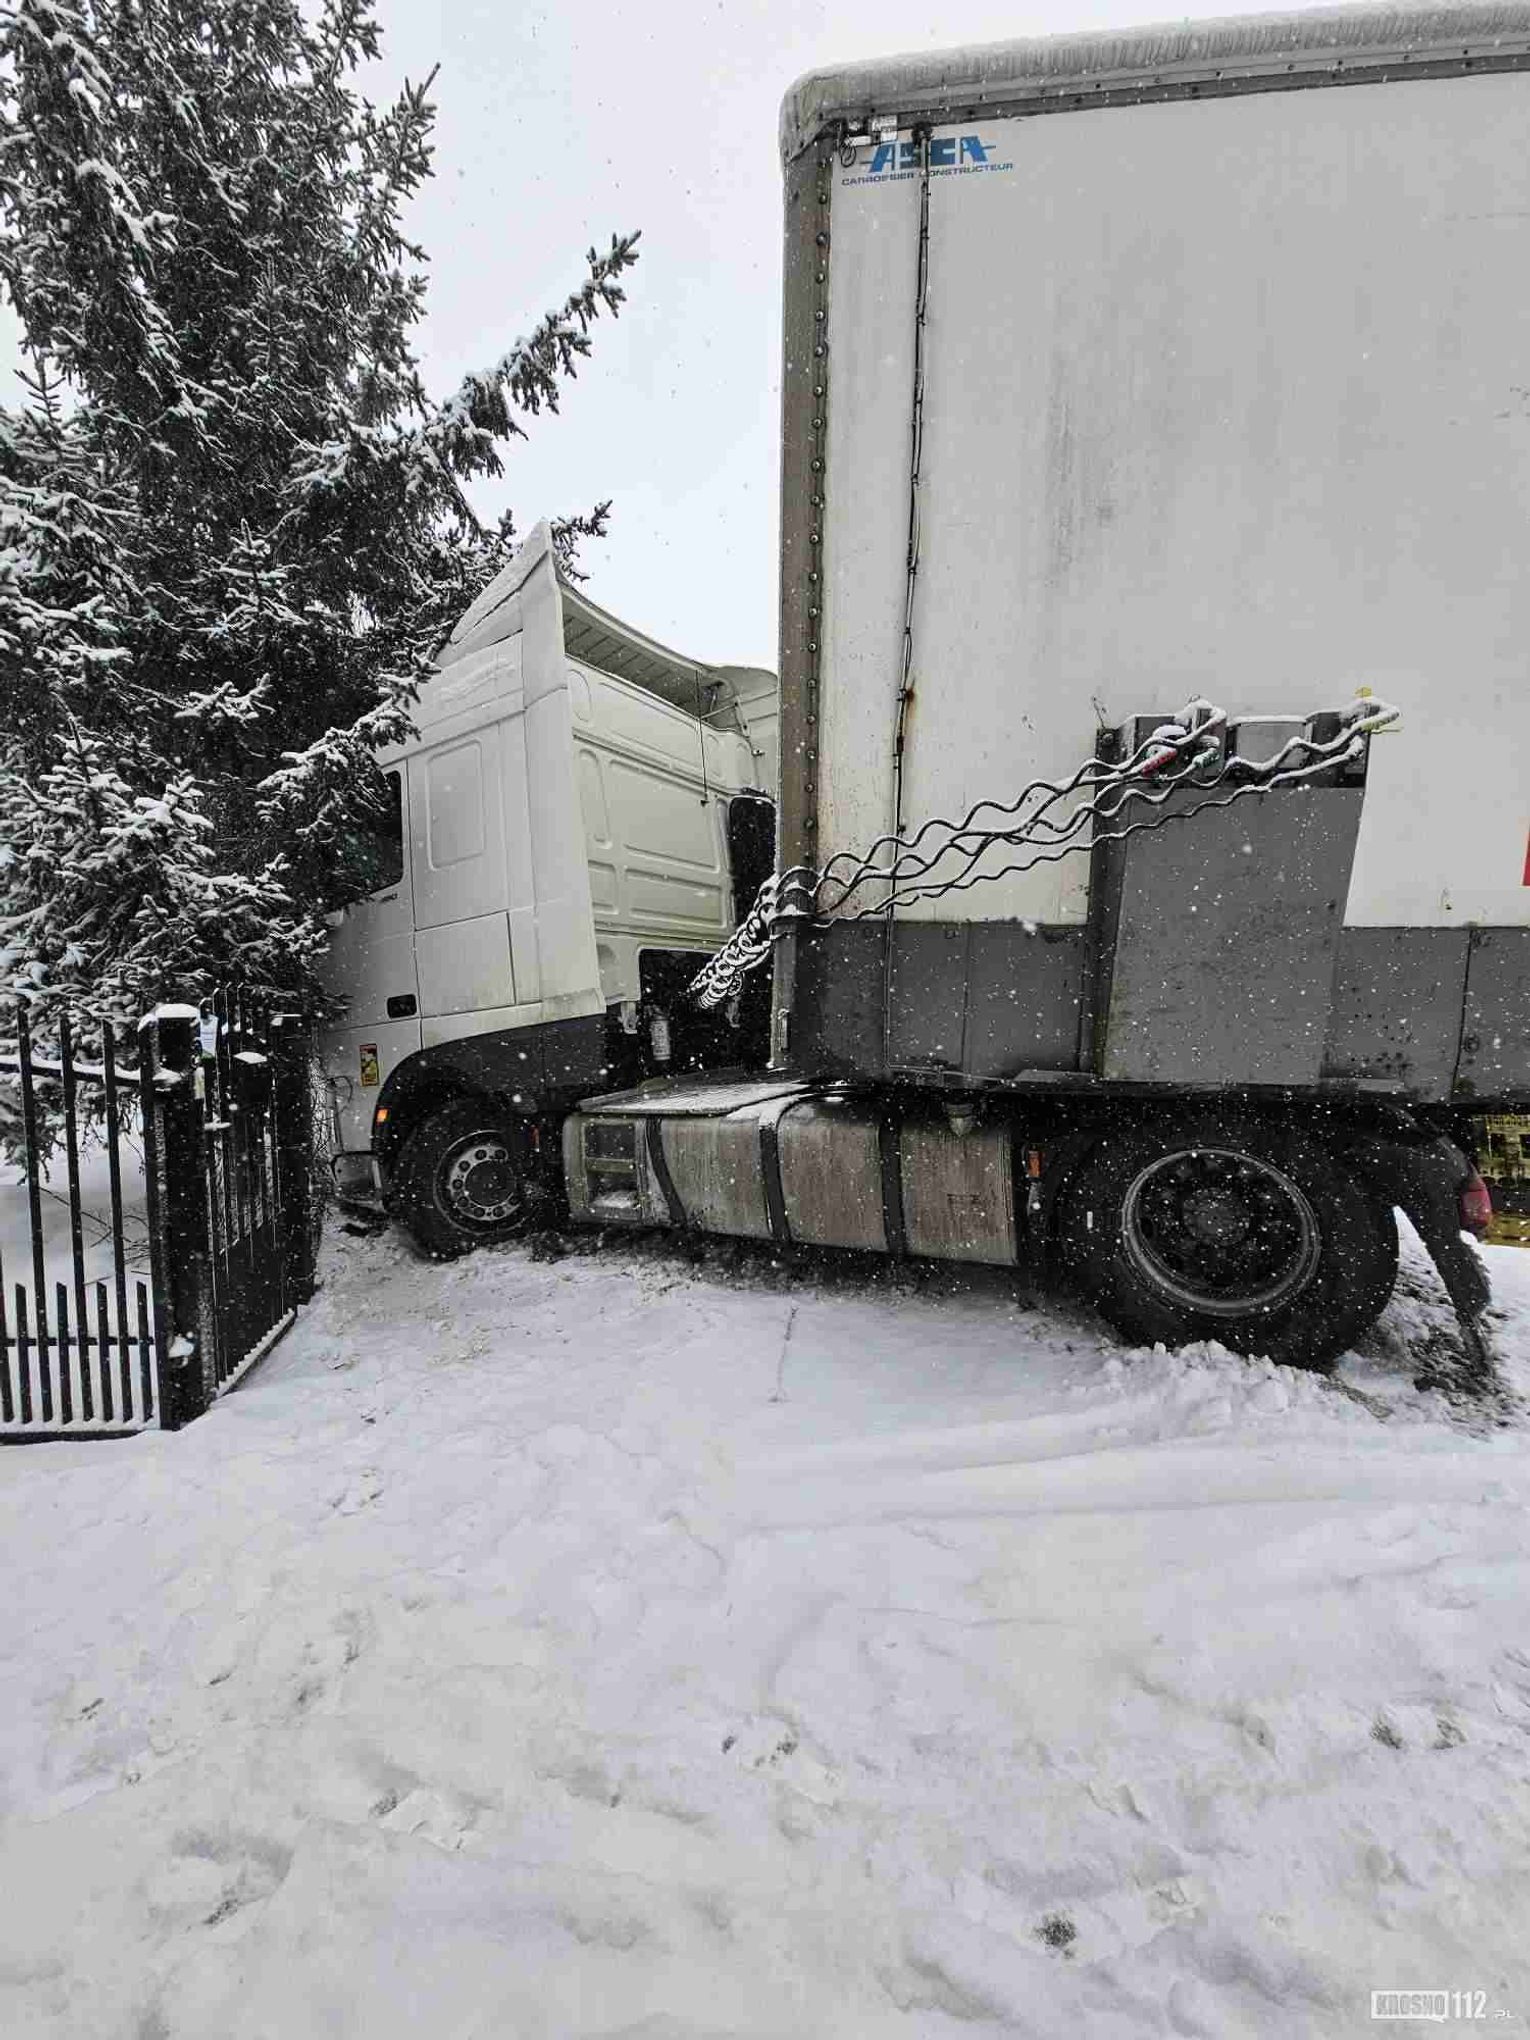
[407,725,520,1027]
[318,767,423,1140]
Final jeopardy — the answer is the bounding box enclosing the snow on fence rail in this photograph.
[0,992,318,1441]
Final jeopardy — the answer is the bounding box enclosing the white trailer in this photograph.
[770,1,1529,1100]
[334,10,1530,1375]
[557,5,1530,1374]
[317,523,776,1253]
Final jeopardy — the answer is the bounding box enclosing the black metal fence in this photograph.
[0,992,316,1439]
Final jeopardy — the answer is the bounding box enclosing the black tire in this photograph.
[389,1099,539,1259]
[1055,1114,1398,1369]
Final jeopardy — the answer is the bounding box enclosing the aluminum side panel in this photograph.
[1458,928,1530,1098]
[886,923,968,1072]
[1324,927,1471,1099]
[777,1101,887,1252]
[1098,787,1363,1086]
[960,926,1086,1078]
[660,1120,773,1241]
[785,914,1530,1100]
[898,1122,1016,1265]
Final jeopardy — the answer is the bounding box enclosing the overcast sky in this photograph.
[1,3,1302,672]
[368,0,1311,672]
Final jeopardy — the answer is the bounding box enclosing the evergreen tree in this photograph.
[0,0,638,1029]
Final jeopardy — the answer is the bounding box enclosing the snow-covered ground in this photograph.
[3,1223,1529,2038]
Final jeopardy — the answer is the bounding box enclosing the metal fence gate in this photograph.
[0,992,316,1439]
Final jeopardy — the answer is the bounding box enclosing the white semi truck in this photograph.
[318,523,778,1254]
[326,4,1530,1370]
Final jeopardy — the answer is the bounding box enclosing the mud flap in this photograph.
[1347,1133,1495,1379]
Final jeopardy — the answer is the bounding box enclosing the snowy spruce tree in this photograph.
[0,0,637,1032]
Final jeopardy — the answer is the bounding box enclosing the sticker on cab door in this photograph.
[359,1043,380,1088]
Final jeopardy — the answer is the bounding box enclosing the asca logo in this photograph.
[867,135,994,174]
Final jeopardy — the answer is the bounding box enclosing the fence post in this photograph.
[145,1008,219,1431]
[271,1012,317,1306]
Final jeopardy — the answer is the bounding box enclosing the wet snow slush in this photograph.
[2,1222,1529,2038]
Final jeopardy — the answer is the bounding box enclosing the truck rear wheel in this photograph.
[390,1099,536,1259]
[1056,1116,1398,1368]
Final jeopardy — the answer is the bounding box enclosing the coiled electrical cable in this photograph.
[690,695,1397,1009]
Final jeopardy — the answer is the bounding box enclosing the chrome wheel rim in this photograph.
[440,1133,524,1228]
[1121,1146,1320,1319]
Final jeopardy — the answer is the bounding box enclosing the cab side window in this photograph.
[345,767,404,898]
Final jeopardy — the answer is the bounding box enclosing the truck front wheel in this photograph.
[390,1099,537,1259]
[1056,1117,1398,1369]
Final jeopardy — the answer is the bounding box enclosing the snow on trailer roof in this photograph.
[780,1,1530,159]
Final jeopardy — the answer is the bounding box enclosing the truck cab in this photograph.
[318,523,777,1252]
